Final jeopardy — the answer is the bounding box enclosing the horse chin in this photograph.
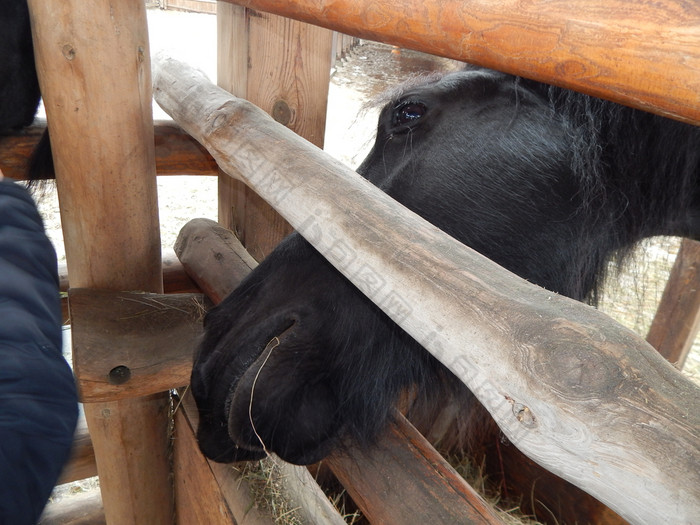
[223,326,341,465]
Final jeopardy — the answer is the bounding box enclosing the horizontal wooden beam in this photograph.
[70,289,210,402]
[222,0,700,125]
[0,120,218,180]
[154,119,219,176]
[152,55,700,524]
[0,125,44,180]
[175,217,506,524]
[59,254,201,323]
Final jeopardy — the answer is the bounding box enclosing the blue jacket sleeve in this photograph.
[0,180,78,525]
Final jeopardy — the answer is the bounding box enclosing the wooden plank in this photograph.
[152,57,700,524]
[27,1,174,523]
[70,289,209,402]
[328,413,503,525]
[176,217,507,525]
[173,404,250,525]
[177,391,345,525]
[217,4,334,261]
[646,238,700,368]
[219,0,700,125]
[0,120,218,180]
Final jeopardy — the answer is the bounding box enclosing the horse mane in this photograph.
[536,82,700,304]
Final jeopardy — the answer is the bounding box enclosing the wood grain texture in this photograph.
[174,217,259,303]
[70,289,209,402]
[646,239,700,367]
[27,1,173,522]
[152,57,700,523]
[176,385,350,524]
[175,217,506,524]
[220,0,700,125]
[217,5,334,261]
[328,413,504,525]
[174,403,263,525]
[154,119,219,175]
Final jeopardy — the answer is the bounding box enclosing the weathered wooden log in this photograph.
[38,487,105,525]
[219,0,700,125]
[0,120,218,180]
[174,218,258,303]
[153,55,700,524]
[28,1,173,522]
[647,239,700,368]
[175,217,505,524]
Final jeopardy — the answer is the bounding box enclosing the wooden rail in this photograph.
[152,55,700,524]
[221,0,700,125]
[0,120,218,180]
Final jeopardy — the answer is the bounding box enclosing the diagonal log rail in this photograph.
[221,0,700,125]
[152,55,700,524]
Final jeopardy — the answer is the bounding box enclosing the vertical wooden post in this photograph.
[216,3,333,260]
[28,1,174,524]
[647,238,700,368]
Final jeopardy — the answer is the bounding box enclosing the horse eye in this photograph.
[393,101,427,127]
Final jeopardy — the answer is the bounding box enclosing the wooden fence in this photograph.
[12,0,700,524]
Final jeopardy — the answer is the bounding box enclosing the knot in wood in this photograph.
[62,44,76,61]
[109,365,131,385]
[551,344,624,400]
[513,403,537,428]
[272,100,292,126]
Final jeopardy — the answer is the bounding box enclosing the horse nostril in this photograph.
[225,318,340,464]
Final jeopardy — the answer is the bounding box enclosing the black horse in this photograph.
[193,66,699,466]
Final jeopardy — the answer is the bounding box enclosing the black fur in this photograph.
[1,0,54,180]
[194,67,699,465]
[0,0,40,131]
